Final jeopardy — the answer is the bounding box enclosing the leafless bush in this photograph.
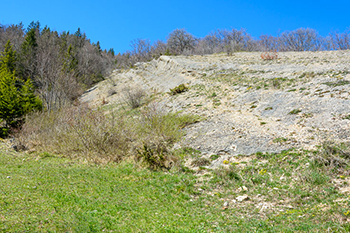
[17,102,198,167]
[123,86,146,109]
[17,105,131,163]
[107,88,117,96]
[260,50,278,60]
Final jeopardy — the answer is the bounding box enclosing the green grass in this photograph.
[0,152,206,232]
[343,115,350,120]
[322,80,350,87]
[289,109,302,115]
[1,146,350,232]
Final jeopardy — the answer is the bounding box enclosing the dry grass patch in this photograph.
[17,103,200,168]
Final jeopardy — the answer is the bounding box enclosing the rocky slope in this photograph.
[81,51,350,166]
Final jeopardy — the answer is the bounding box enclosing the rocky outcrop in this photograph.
[81,51,350,165]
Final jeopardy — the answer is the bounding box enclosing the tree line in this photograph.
[115,27,350,68]
[0,21,115,111]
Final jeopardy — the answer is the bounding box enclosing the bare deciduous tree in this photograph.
[279,28,323,51]
[259,35,279,51]
[329,29,350,50]
[167,29,197,55]
[150,40,167,58]
[130,38,152,62]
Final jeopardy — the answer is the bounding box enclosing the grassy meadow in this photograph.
[0,143,349,232]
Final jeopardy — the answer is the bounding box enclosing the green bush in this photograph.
[169,84,189,95]
[289,109,302,115]
[210,154,220,160]
[0,127,9,138]
[136,143,175,171]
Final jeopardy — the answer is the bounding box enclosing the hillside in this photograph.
[2,50,350,232]
[81,50,350,167]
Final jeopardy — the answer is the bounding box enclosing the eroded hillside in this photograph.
[81,51,350,167]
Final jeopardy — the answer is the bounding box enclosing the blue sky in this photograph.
[1,0,349,53]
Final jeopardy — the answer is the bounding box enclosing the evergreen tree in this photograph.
[0,44,42,128]
[0,68,23,126]
[73,28,86,48]
[95,41,102,54]
[0,40,17,74]
[107,48,115,57]
[0,67,41,127]
[26,21,40,33]
[19,28,38,81]
[62,45,78,73]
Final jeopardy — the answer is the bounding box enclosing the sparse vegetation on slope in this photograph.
[16,102,200,168]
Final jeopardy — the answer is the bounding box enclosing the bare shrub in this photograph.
[191,157,211,167]
[107,88,117,96]
[260,50,278,60]
[18,105,131,163]
[123,86,146,109]
[17,102,200,167]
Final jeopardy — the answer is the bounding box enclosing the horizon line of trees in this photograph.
[1,22,350,111]
[115,27,350,68]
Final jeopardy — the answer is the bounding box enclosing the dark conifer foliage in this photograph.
[0,40,42,132]
[0,41,17,74]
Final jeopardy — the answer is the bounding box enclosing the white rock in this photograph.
[237,186,248,192]
[236,195,249,202]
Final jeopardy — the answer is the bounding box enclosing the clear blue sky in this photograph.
[1,0,349,53]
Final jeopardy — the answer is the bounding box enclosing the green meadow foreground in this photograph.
[0,143,349,232]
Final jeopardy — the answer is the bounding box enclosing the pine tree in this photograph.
[0,40,17,74]
[27,21,40,33]
[62,45,78,73]
[0,67,42,127]
[0,68,23,126]
[18,28,38,81]
[0,42,42,129]
[107,48,115,57]
[95,41,102,54]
